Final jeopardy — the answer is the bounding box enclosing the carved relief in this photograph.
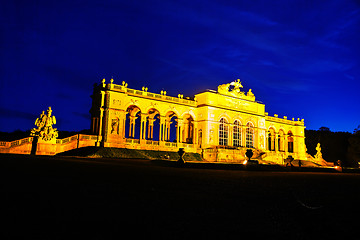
[209,129,214,143]
[113,99,121,106]
[260,134,265,148]
[111,118,120,134]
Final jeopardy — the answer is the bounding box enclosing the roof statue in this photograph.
[31,107,58,141]
[217,79,256,101]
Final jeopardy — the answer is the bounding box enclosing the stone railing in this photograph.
[265,115,304,126]
[0,134,100,155]
[56,134,99,145]
[109,84,197,106]
[146,140,159,145]
[0,137,34,155]
[0,137,33,148]
[123,138,197,152]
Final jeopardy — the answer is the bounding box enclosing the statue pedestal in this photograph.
[35,138,57,155]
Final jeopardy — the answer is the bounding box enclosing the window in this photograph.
[219,118,228,146]
[268,128,275,151]
[278,130,285,151]
[233,120,241,147]
[246,122,254,148]
[288,131,294,153]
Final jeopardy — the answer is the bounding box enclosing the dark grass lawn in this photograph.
[1,154,360,239]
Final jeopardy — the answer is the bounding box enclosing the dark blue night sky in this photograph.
[1,0,359,133]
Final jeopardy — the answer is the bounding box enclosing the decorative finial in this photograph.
[121,81,128,87]
[110,78,114,84]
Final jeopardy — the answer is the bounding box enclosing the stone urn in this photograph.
[245,149,253,160]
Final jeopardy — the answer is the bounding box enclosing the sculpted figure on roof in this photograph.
[217,79,255,101]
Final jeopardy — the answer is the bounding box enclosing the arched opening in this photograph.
[125,105,141,139]
[288,131,294,153]
[246,122,254,148]
[147,108,160,141]
[233,120,241,147]
[183,114,194,143]
[165,111,178,142]
[278,130,285,152]
[268,128,275,151]
[219,118,228,146]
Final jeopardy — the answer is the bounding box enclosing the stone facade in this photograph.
[90,79,307,164]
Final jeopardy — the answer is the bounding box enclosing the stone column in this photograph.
[159,116,166,142]
[129,116,137,138]
[167,122,171,141]
[103,108,110,144]
[193,121,198,145]
[228,123,232,146]
[165,117,172,141]
[293,135,298,154]
[148,118,155,140]
[98,108,104,137]
[118,111,126,142]
[140,114,147,140]
[98,91,105,144]
[241,125,245,147]
[177,118,183,143]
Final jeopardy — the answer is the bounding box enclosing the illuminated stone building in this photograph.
[90,79,307,164]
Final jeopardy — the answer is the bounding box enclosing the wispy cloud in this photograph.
[0,107,37,120]
[297,59,353,74]
[237,10,278,26]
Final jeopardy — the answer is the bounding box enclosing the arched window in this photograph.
[219,118,228,146]
[126,105,141,139]
[246,122,254,148]
[278,130,285,152]
[288,131,294,153]
[165,111,178,142]
[268,128,275,151]
[182,114,194,144]
[233,120,241,147]
[146,108,160,141]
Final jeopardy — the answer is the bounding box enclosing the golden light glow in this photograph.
[1,79,310,164]
[88,79,308,164]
